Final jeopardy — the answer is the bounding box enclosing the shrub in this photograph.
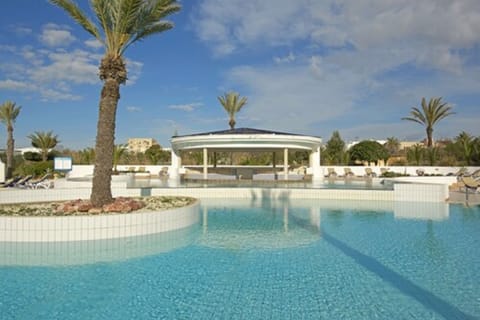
[380,171,410,178]
[14,161,53,177]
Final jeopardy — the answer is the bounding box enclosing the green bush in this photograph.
[380,171,410,178]
[14,161,53,177]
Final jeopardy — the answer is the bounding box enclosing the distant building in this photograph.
[127,138,159,153]
[15,147,42,155]
[399,141,422,150]
[346,140,387,150]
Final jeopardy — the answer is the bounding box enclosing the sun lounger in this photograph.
[26,173,53,189]
[461,176,480,193]
[343,167,355,178]
[0,176,22,188]
[13,175,33,188]
[471,169,480,179]
[159,167,169,178]
[326,168,337,178]
[364,168,376,178]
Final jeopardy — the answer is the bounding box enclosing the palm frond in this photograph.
[50,0,101,40]
[123,0,180,52]
[0,101,21,126]
[130,21,173,44]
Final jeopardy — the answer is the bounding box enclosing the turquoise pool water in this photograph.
[0,199,479,319]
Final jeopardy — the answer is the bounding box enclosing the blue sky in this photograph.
[1,0,480,150]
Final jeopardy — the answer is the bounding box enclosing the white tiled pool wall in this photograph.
[0,182,449,243]
[0,201,200,242]
[393,183,449,202]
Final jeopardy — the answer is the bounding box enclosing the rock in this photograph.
[88,207,103,215]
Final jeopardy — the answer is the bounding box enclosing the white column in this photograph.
[203,148,208,180]
[170,149,181,179]
[284,148,289,180]
[310,146,322,181]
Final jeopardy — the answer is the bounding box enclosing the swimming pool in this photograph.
[0,199,478,319]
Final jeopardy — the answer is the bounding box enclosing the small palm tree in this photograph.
[455,131,474,165]
[218,91,248,130]
[384,137,400,156]
[402,97,455,147]
[50,0,181,207]
[113,144,127,172]
[0,101,21,178]
[28,131,59,162]
[79,148,95,164]
[407,144,424,165]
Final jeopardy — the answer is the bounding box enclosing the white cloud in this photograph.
[40,88,81,102]
[226,60,362,133]
[168,102,203,112]
[125,59,143,85]
[84,39,103,50]
[29,49,99,85]
[14,26,32,36]
[273,52,295,64]
[195,0,480,73]
[0,79,33,91]
[193,0,480,140]
[126,106,142,112]
[39,24,76,47]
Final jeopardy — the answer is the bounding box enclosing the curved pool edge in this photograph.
[0,200,200,243]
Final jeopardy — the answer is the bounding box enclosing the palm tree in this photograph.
[0,101,21,179]
[113,144,127,172]
[50,0,181,207]
[384,137,400,156]
[79,147,95,164]
[402,97,455,147]
[407,143,424,165]
[218,91,248,130]
[455,131,474,165]
[28,131,59,162]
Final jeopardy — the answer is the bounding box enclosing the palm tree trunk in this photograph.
[6,126,14,179]
[426,127,433,147]
[90,77,120,207]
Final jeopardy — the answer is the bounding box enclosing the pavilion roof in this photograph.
[173,127,317,138]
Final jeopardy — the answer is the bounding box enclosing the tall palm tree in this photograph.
[28,131,59,162]
[0,101,21,179]
[218,91,248,130]
[402,97,455,147]
[50,0,181,207]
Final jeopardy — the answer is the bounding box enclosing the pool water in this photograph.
[0,199,479,319]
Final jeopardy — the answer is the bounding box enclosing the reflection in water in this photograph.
[0,199,452,267]
[394,202,449,221]
[0,224,201,267]
[126,176,390,190]
[198,198,322,250]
